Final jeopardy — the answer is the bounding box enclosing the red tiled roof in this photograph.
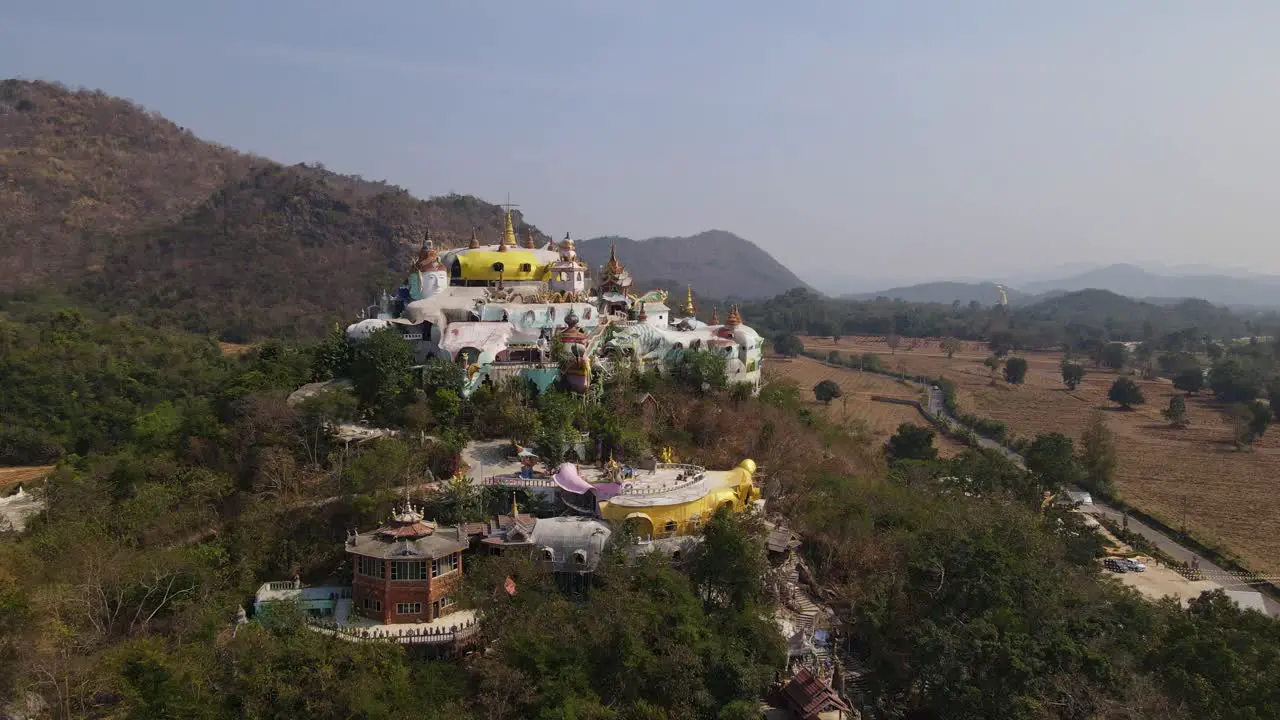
[784,667,850,719]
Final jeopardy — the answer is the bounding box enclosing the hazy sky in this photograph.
[5,1,1280,290]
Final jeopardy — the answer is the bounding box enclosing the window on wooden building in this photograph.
[357,556,384,578]
[396,602,422,615]
[431,553,459,577]
[391,560,428,581]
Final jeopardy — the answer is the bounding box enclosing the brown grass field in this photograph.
[794,335,1280,576]
[766,355,967,459]
[218,342,255,357]
[0,465,54,491]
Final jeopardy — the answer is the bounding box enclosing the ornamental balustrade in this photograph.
[305,616,481,645]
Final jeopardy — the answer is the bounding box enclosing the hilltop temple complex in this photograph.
[343,210,764,395]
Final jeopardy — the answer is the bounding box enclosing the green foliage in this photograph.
[347,328,413,423]
[1026,432,1081,488]
[1060,360,1086,390]
[311,324,353,381]
[670,349,728,394]
[1003,356,1028,384]
[1108,376,1145,409]
[1078,412,1117,494]
[812,378,842,404]
[1163,395,1189,427]
[1209,357,1265,403]
[1230,400,1272,448]
[1173,367,1205,394]
[886,423,938,462]
[1101,341,1129,369]
[771,332,804,357]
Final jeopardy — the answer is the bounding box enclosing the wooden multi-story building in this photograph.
[345,502,468,624]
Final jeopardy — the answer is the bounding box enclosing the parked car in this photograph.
[1119,558,1147,572]
[1103,558,1128,573]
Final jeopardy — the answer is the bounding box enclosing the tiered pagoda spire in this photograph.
[725,305,742,328]
[468,227,481,249]
[501,209,517,249]
[683,286,696,316]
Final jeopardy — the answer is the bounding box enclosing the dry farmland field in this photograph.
[794,335,1280,576]
[766,355,967,458]
[0,465,54,491]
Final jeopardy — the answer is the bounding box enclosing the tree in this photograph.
[1108,377,1145,410]
[1230,401,1271,448]
[1101,342,1129,370]
[1003,357,1028,384]
[1061,361,1085,390]
[886,423,938,462]
[983,355,1004,384]
[1207,342,1224,361]
[347,328,413,423]
[1162,396,1189,428]
[671,349,728,393]
[1209,358,1263,403]
[826,350,841,365]
[1172,368,1204,394]
[1025,432,1081,488]
[886,333,901,355]
[1078,412,1117,493]
[689,506,769,611]
[941,337,962,359]
[311,324,353,381]
[772,333,804,357]
[831,330,841,344]
[1271,384,1280,422]
[812,379,842,405]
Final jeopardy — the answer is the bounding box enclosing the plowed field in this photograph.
[767,356,966,458]
[794,335,1280,575]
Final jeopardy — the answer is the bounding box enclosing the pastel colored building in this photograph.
[344,208,765,395]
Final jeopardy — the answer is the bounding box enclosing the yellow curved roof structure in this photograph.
[598,459,760,538]
[453,249,549,282]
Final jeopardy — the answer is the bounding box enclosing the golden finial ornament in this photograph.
[683,286,696,316]
[502,209,517,248]
[726,305,742,327]
[524,228,536,249]
[468,227,481,249]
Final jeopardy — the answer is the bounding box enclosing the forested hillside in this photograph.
[0,80,549,339]
[2,301,1278,718]
[742,288,1264,350]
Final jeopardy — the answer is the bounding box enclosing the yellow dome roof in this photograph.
[453,249,549,282]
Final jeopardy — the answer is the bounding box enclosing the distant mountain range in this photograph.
[845,263,1280,309]
[576,232,810,301]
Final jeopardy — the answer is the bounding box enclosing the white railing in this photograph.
[306,616,481,645]
[482,475,556,488]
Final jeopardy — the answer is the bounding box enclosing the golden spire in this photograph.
[468,227,480,249]
[524,228,536,249]
[511,492,520,517]
[502,209,517,248]
[711,307,720,325]
[605,240,622,273]
[683,286,696,316]
[726,304,742,327]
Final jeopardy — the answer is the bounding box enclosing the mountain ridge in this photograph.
[575,230,810,301]
[0,79,805,338]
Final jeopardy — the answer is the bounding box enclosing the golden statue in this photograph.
[660,446,676,463]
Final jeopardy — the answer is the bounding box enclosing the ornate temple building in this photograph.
[345,500,468,624]
[344,209,764,395]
